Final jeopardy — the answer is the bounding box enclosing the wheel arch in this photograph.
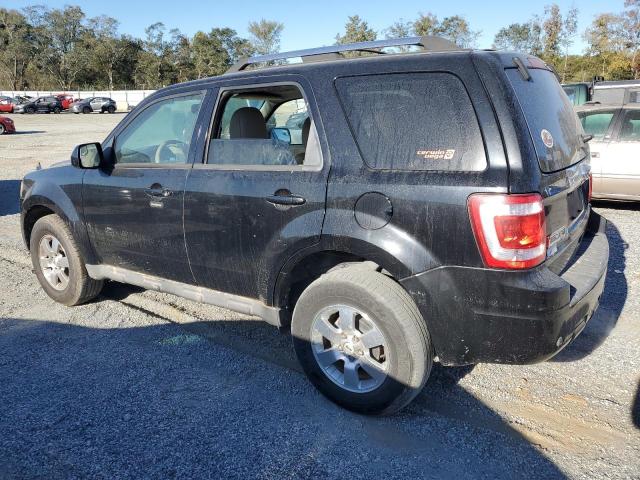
[21,184,98,265]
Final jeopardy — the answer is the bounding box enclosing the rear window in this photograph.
[335,73,486,171]
[506,68,584,173]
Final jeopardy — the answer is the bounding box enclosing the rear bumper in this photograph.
[401,211,608,365]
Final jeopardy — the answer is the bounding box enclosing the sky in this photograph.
[3,0,626,54]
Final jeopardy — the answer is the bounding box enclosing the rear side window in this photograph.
[578,111,616,140]
[335,73,486,171]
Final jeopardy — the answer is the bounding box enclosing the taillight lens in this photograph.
[468,193,547,270]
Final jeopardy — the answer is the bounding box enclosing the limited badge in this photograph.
[541,129,554,148]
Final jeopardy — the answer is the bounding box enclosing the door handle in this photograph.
[144,186,173,198]
[266,191,306,207]
[591,152,600,158]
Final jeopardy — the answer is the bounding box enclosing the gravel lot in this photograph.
[0,113,639,479]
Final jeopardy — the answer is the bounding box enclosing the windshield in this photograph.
[506,68,585,173]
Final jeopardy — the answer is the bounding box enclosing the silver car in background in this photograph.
[577,104,640,201]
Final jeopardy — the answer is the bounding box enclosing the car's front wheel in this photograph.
[107,105,115,114]
[52,106,61,114]
[0,124,5,135]
[292,264,433,415]
[30,215,103,306]
[82,106,91,114]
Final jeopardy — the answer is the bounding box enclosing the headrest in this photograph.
[230,107,268,139]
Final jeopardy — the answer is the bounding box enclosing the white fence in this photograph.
[0,89,157,110]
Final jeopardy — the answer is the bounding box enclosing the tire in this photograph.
[52,106,61,114]
[292,265,433,415]
[30,214,103,306]
[0,124,5,135]
[82,106,91,114]
[107,105,115,114]
[26,107,35,114]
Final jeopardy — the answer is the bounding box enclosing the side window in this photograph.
[207,84,321,167]
[618,110,640,141]
[579,111,616,140]
[335,73,487,171]
[115,93,204,165]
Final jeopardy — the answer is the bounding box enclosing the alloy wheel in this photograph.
[310,304,389,393]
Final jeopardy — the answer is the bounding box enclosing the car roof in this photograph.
[594,80,640,89]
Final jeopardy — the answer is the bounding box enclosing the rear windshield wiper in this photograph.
[513,57,531,81]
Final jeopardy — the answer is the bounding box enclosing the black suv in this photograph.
[20,37,608,414]
[14,96,63,114]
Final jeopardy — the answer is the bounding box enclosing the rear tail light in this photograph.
[468,193,547,270]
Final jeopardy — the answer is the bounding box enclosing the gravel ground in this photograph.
[0,113,639,479]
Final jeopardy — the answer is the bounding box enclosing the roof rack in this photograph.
[226,36,460,73]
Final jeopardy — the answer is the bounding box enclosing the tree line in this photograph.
[0,2,638,91]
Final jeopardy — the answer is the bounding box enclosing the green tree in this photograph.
[0,8,35,89]
[623,0,640,78]
[584,13,625,77]
[493,22,542,54]
[336,15,376,44]
[192,28,251,78]
[248,19,283,55]
[86,15,127,90]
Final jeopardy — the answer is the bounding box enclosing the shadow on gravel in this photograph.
[0,316,566,479]
[12,130,46,135]
[0,180,20,216]
[551,217,627,363]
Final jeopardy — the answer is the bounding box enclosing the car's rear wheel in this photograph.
[52,106,61,114]
[30,215,103,306]
[0,124,5,135]
[292,264,433,415]
[82,106,91,114]
[26,107,35,114]
[107,105,115,114]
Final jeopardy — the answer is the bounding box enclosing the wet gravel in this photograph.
[0,113,639,479]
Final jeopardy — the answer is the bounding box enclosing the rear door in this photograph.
[600,109,640,200]
[183,78,329,301]
[90,98,103,112]
[505,65,591,267]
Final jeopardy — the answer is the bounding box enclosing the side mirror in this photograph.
[271,127,291,144]
[71,143,103,169]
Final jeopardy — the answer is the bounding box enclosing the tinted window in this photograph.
[578,111,616,139]
[115,93,204,165]
[618,110,640,141]
[208,84,321,167]
[335,73,486,171]
[507,68,583,172]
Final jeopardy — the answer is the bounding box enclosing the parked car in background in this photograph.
[20,37,608,415]
[592,80,640,106]
[14,96,63,114]
[0,97,21,113]
[563,82,592,106]
[71,97,117,114]
[14,95,33,103]
[577,103,640,201]
[0,115,16,134]
[56,94,75,110]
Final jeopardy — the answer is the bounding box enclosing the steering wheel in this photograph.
[154,139,188,164]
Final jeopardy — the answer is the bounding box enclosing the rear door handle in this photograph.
[266,192,306,206]
[144,185,173,198]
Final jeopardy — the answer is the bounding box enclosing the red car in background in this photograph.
[0,97,19,113]
[56,94,75,110]
[0,115,16,134]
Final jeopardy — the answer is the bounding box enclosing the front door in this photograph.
[183,80,329,301]
[82,91,208,282]
[578,108,619,197]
